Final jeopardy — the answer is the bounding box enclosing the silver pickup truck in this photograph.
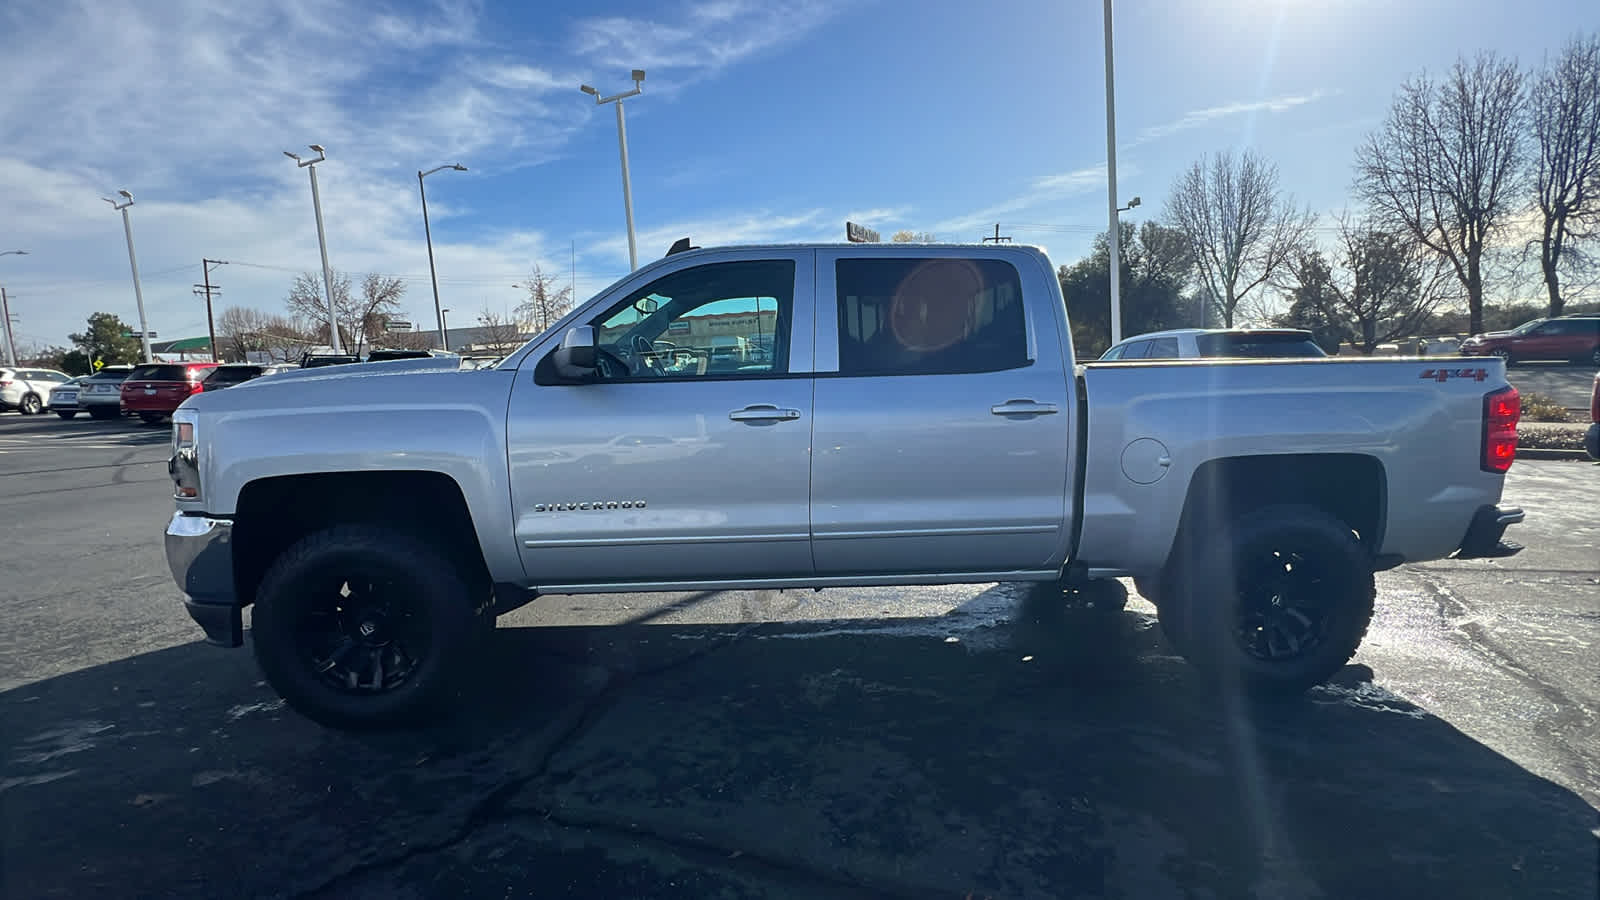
[163,243,1525,729]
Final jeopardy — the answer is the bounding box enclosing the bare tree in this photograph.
[1355,52,1525,334]
[373,329,434,351]
[1289,215,1455,354]
[284,270,405,355]
[217,307,316,362]
[1530,33,1600,316]
[475,307,528,356]
[1165,150,1313,327]
[890,230,937,242]
[516,263,574,334]
[350,274,407,357]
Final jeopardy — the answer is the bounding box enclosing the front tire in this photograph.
[251,525,491,730]
[87,407,117,420]
[1491,348,1514,367]
[56,410,77,419]
[138,412,165,424]
[1168,505,1375,695]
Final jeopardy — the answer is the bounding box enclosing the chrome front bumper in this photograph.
[164,512,242,647]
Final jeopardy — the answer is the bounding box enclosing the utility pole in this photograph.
[0,286,16,366]
[982,224,1012,244]
[1103,0,1125,345]
[194,258,227,362]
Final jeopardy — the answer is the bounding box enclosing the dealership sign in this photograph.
[846,221,880,243]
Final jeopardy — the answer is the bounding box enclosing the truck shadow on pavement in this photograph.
[3,588,1596,900]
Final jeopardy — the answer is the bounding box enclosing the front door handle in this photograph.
[990,399,1059,417]
[729,404,802,423]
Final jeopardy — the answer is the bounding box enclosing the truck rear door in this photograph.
[809,249,1076,576]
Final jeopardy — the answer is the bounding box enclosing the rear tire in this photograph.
[55,410,77,419]
[1167,505,1375,695]
[251,525,491,730]
[19,393,42,415]
[87,407,117,420]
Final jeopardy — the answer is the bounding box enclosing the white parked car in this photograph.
[0,367,73,415]
[1100,328,1327,361]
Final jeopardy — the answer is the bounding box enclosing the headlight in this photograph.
[171,409,201,500]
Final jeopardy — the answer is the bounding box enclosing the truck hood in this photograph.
[180,356,474,413]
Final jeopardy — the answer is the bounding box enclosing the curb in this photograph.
[1517,448,1593,461]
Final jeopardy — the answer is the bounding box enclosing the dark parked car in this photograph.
[1459,315,1600,367]
[202,363,296,390]
[299,353,361,369]
[364,348,455,362]
[119,361,220,424]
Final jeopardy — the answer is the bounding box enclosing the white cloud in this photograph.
[0,0,839,348]
[570,1,845,87]
[1131,91,1330,146]
[930,164,1134,238]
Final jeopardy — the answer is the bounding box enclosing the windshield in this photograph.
[1508,318,1547,335]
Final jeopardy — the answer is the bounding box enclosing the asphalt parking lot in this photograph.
[1,412,1597,899]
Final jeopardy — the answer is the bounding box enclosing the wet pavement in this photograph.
[1,414,1596,898]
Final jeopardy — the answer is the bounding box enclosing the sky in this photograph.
[0,0,1593,351]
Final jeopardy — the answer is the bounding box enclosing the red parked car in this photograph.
[119,362,220,424]
[1459,315,1600,367]
[1586,372,1599,462]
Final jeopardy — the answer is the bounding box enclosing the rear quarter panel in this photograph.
[1076,357,1512,574]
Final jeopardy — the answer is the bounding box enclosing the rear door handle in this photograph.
[990,399,1059,417]
[729,404,802,423]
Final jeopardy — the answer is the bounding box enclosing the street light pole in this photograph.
[0,250,24,367]
[103,193,153,363]
[418,163,468,351]
[1102,0,1124,346]
[285,145,343,354]
[581,70,646,271]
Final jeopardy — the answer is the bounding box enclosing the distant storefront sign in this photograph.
[846,221,880,243]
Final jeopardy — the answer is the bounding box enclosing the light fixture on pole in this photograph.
[580,69,646,271]
[440,307,450,346]
[0,249,26,367]
[1118,196,1141,213]
[1102,0,1125,345]
[417,163,468,351]
[103,191,154,363]
[284,145,343,354]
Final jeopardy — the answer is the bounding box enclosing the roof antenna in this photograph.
[666,237,698,256]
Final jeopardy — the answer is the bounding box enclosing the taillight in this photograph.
[1481,386,1519,474]
[1590,377,1599,424]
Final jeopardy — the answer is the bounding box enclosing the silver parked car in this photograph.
[1100,328,1328,361]
[75,365,137,420]
[0,367,73,415]
[47,375,91,418]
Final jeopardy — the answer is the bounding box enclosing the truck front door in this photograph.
[809,251,1074,576]
[507,252,816,587]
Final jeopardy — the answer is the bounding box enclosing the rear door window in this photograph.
[1143,337,1180,359]
[835,257,1027,376]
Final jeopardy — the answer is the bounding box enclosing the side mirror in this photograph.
[552,325,599,381]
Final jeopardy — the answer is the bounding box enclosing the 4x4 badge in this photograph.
[1420,368,1488,383]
